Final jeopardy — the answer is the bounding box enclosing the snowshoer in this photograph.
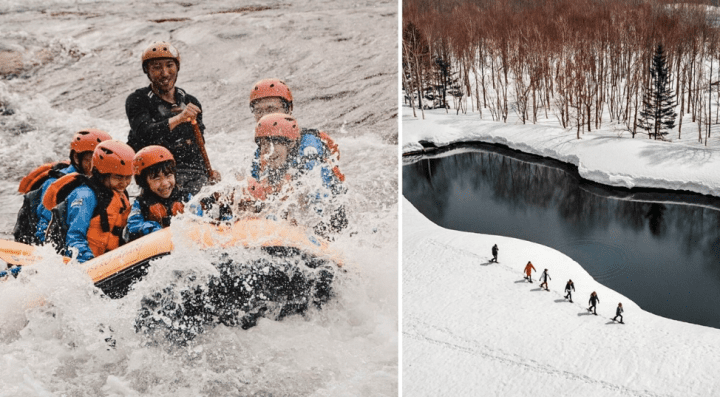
[490,244,499,263]
[612,303,624,323]
[42,140,134,263]
[125,41,219,195]
[13,129,112,245]
[588,291,600,315]
[539,269,551,291]
[523,261,536,282]
[564,279,575,302]
[124,145,197,242]
[248,78,345,192]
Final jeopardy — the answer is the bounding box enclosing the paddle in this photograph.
[190,119,220,183]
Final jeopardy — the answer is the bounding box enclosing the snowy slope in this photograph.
[0,1,398,396]
[403,198,720,397]
[402,106,720,197]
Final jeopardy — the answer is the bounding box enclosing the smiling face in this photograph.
[102,174,133,193]
[146,169,176,199]
[146,58,178,94]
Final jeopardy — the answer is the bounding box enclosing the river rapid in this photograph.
[0,0,398,395]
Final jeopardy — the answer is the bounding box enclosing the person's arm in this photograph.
[168,102,202,132]
[125,199,162,241]
[65,187,98,262]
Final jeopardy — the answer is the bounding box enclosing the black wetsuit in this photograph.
[126,85,208,194]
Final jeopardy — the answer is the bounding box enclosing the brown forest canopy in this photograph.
[403,0,720,142]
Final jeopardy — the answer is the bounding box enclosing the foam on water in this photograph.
[0,0,398,394]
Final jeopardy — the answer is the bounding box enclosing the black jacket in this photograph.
[126,85,206,172]
[589,295,600,305]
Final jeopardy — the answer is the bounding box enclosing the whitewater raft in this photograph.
[2,219,343,340]
[2,218,340,294]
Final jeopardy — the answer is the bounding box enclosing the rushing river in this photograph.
[403,143,720,329]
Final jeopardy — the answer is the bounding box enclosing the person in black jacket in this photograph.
[490,244,499,263]
[564,279,575,302]
[125,41,220,195]
[588,291,600,315]
[612,303,624,323]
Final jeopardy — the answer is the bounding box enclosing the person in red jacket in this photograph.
[523,261,536,282]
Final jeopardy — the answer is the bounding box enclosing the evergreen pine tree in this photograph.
[638,44,677,140]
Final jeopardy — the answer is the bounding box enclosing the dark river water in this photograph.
[403,143,720,329]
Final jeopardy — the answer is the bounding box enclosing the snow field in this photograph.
[403,198,720,397]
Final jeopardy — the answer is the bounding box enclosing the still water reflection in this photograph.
[403,144,720,329]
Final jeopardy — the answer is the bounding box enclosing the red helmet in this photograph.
[70,129,112,154]
[249,78,293,105]
[141,41,181,73]
[92,140,135,176]
[255,113,300,141]
[133,145,175,176]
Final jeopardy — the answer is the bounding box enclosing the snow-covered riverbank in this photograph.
[403,197,720,396]
[402,106,720,197]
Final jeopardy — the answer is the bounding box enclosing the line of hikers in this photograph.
[12,40,347,264]
[523,260,624,323]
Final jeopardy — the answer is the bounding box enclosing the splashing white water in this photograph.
[0,0,398,395]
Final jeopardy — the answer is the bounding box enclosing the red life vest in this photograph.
[18,161,71,194]
[43,173,130,257]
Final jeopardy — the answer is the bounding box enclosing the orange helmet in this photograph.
[255,113,300,141]
[141,41,181,73]
[249,78,293,105]
[92,140,135,176]
[133,145,175,176]
[70,129,113,154]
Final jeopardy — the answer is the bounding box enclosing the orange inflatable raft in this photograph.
[1,218,342,298]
